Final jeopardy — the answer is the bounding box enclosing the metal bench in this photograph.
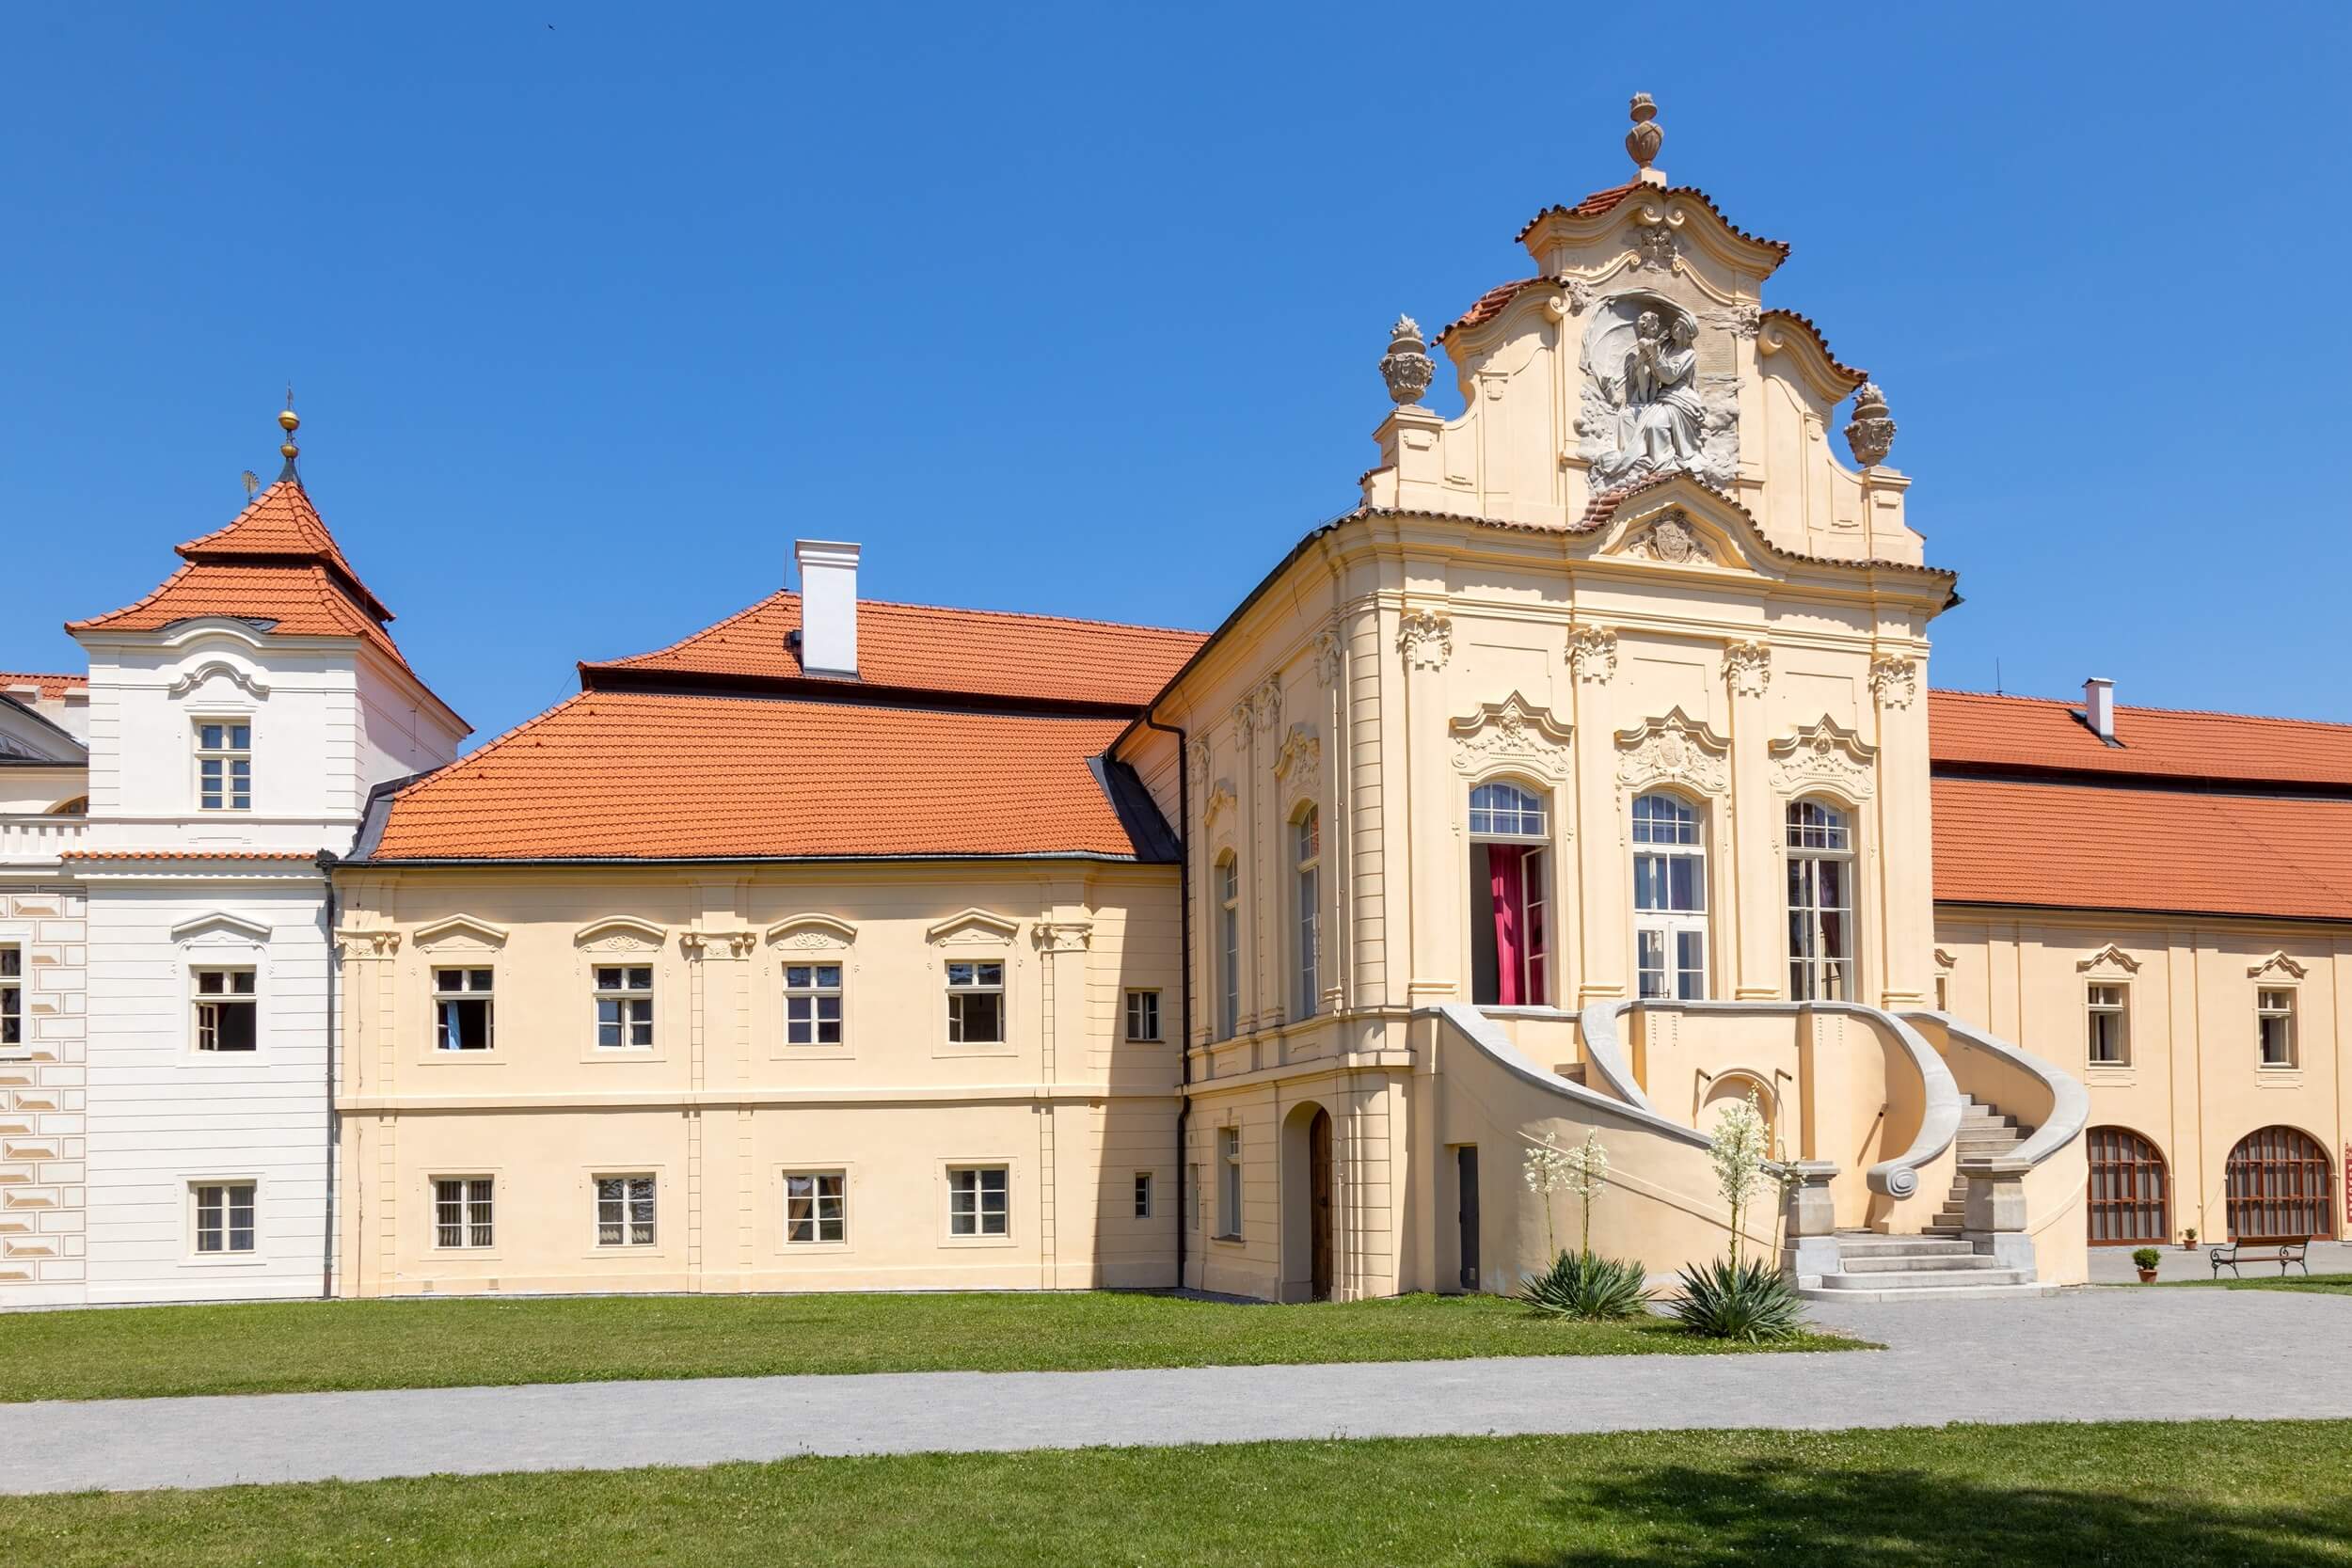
[2209,1234,2312,1278]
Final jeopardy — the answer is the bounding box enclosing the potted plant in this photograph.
[2132,1246,2163,1282]
[2181,1227,2198,1253]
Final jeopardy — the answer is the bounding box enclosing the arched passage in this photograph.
[2086,1125,2169,1245]
[1280,1101,1334,1301]
[1701,1070,1777,1150]
[2225,1126,2334,1240]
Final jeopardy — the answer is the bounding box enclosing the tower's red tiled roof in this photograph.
[583,592,1205,710]
[173,481,394,623]
[0,673,86,701]
[366,690,1153,863]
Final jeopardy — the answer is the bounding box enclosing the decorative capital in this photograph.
[1846,382,1898,467]
[334,927,401,960]
[1033,920,1094,955]
[680,928,757,961]
[1869,655,1919,709]
[1312,626,1344,689]
[1565,620,1618,684]
[1451,693,1574,782]
[1397,608,1454,671]
[1768,716,1878,799]
[1186,736,1211,792]
[1722,640,1772,698]
[1380,315,1435,406]
[1615,707,1731,794]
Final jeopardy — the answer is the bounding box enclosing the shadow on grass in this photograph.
[1511,1453,2352,1566]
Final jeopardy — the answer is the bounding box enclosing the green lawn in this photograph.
[20,1421,2352,1566]
[0,1291,1866,1403]
[2158,1273,2352,1296]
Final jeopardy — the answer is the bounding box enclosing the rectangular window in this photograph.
[785,963,844,1046]
[434,1177,495,1248]
[596,1175,658,1245]
[1134,1171,1153,1219]
[1124,989,1162,1043]
[194,1181,256,1254]
[2258,989,2296,1068]
[1294,810,1321,1021]
[195,721,252,812]
[193,968,258,1053]
[594,966,654,1049]
[2087,983,2128,1066]
[434,968,495,1052]
[946,961,1005,1044]
[1218,860,1241,1040]
[1786,803,1854,1002]
[947,1165,1009,1237]
[0,942,21,1048]
[784,1172,847,1243]
[1216,1126,1243,1239]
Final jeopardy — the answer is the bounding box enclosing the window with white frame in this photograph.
[1786,800,1854,1001]
[2257,989,2296,1068]
[946,961,1006,1044]
[593,966,654,1049]
[1124,988,1162,1043]
[434,1177,494,1248]
[1134,1171,1153,1219]
[1468,781,1549,1007]
[0,942,21,1049]
[1216,1125,1243,1239]
[1216,854,1241,1040]
[784,1172,847,1243]
[2087,983,2129,1066]
[946,1165,1009,1237]
[785,963,844,1046]
[194,720,252,812]
[595,1175,658,1245]
[193,1180,256,1255]
[193,967,258,1052]
[1632,792,1708,1001]
[434,968,494,1052]
[1293,807,1321,1021]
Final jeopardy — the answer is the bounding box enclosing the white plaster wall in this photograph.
[0,885,88,1306]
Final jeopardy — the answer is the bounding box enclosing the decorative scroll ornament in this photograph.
[1247,675,1284,735]
[1451,693,1573,780]
[1721,640,1772,697]
[1272,723,1321,791]
[1620,509,1716,565]
[2249,951,2310,981]
[1615,707,1730,794]
[1769,717,1879,799]
[1632,221,1677,270]
[1312,626,1343,688]
[1565,620,1619,684]
[1555,277,1597,315]
[680,929,757,960]
[1869,655,1919,709]
[1032,921,1093,954]
[334,927,402,960]
[2075,943,2142,974]
[1379,315,1436,406]
[1397,608,1454,671]
[1933,948,1959,973]
[1203,781,1237,830]
[1186,736,1211,792]
[1845,381,1898,467]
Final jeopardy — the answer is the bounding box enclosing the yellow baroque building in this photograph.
[326,103,2344,1304]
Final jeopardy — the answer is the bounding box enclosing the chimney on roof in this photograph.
[794,540,860,678]
[2084,676,2116,743]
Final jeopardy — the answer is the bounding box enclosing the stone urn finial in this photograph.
[1845,382,1898,467]
[1626,93,1663,182]
[1380,314,1435,407]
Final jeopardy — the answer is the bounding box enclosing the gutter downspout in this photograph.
[318,850,338,1300]
[1137,711,1191,1291]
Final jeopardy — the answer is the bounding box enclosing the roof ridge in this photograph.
[1933,688,2352,732]
[594,589,792,668]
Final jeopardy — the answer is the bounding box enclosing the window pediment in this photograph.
[767,913,858,952]
[572,916,666,953]
[1768,716,1877,800]
[167,658,270,700]
[2075,943,2141,975]
[925,909,1020,947]
[413,914,511,952]
[2248,951,2309,982]
[1451,693,1572,781]
[168,911,273,947]
[1614,706,1729,794]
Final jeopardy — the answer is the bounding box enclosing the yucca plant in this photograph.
[1667,1256,1808,1342]
[1518,1249,1653,1321]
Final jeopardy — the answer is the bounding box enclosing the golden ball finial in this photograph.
[278,407,300,434]
[280,441,300,460]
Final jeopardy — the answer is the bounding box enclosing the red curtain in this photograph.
[1490,846,1526,1006]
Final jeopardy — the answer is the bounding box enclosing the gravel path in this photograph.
[13,1287,2348,1494]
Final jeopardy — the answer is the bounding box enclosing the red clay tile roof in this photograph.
[1759,309,1869,391]
[0,673,86,700]
[175,481,394,623]
[1931,773,2352,923]
[583,592,1206,711]
[1513,182,1792,257]
[1930,689,2352,791]
[366,690,1153,862]
[59,849,318,863]
[1439,277,1550,341]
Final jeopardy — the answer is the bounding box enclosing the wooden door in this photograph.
[1309,1108,1333,1301]
[1457,1146,1482,1291]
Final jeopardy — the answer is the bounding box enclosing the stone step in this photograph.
[1799,1278,2060,1303]
[1813,1266,2034,1291]
[1830,1236,1977,1258]
[1837,1252,2009,1275]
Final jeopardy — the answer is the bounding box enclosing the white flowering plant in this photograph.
[1706,1090,1785,1269]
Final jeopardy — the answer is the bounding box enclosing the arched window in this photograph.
[1786,800,1853,1001]
[2087,1126,2169,1245]
[1216,854,1241,1041]
[1631,792,1707,1000]
[1468,782,1549,1007]
[2225,1125,2334,1240]
[47,796,87,816]
[1292,807,1321,1021]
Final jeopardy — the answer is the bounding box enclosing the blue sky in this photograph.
[4,3,2347,741]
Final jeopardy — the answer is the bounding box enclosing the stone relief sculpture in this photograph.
[1565,620,1619,683]
[1615,709,1731,795]
[1576,296,1740,490]
[1397,609,1453,671]
[1621,512,1715,564]
[1449,694,1574,780]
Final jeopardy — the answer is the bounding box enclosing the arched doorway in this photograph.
[1279,1101,1334,1302]
[2225,1126,2334,1239]
[1701,1072,1777,1153]
[2086,1126,2169,1244]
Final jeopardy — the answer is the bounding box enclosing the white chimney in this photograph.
[2084,676,2115,743]
[794,540,861,678]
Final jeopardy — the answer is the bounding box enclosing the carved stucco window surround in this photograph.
[1450,694,1574,788]
[413,916,510,1063]
[928,910,1020,1057]
[762,915,859,1057]
[1767,717,1877,801]
[172,911,273,1065]
[572,917,669,1063]
[2077,944,2140,1075]
[2249,953,2307,1076]
[1614,708,1731,799]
